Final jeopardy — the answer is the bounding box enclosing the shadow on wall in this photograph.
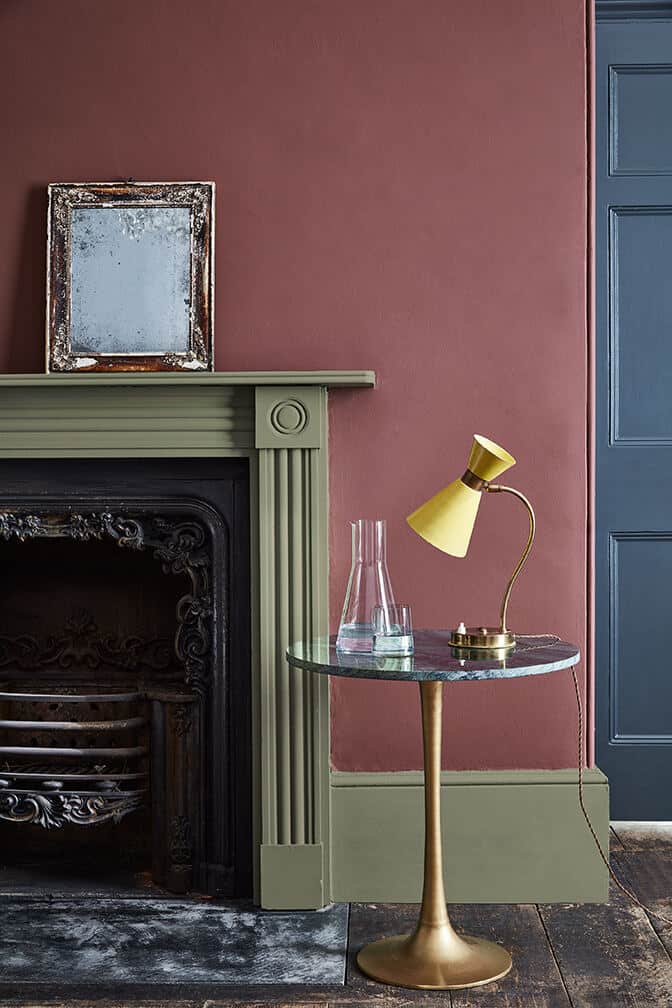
[9,186,47,372]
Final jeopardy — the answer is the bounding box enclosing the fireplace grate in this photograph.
[0,688,148,828]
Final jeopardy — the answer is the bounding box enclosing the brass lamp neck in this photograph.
[484,484,536,634]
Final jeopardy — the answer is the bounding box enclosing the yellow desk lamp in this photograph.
[407,434,535,651]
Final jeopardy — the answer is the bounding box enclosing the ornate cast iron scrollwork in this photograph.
[173,703,194,738]
[0,609,171,674]
[0,514,46,541]
[0,511,213,694]
[0,511,144,547]
[69,513,145,548]
[169,814,193,866]
[0,791,144,829]
[152,519,212,694]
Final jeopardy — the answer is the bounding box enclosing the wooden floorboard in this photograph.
[0,1003,203,1008]
[539,879,672,1007]
[345,903,441,1006]
[448,904,571,1008]
[612,850,672,958]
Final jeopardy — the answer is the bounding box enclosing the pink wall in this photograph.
[0,0,588,770]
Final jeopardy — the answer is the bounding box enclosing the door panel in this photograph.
[597,20,672,817]
[610,206,672,441]
[610,534,672,741]
[610,65,672,174]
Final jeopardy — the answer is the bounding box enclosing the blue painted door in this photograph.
[596,17,672,817]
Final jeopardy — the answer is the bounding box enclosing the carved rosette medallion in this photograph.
[255,385,323,450]
[270,398,309,436]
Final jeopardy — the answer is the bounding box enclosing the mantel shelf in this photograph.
[0,370,376,388]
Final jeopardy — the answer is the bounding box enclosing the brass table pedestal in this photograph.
[357,681,512,990]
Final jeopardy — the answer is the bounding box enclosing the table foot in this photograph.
[357,929,512,990]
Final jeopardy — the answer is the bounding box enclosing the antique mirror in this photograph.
[46,182,214,372]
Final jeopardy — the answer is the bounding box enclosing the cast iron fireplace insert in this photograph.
[0,458,251,898]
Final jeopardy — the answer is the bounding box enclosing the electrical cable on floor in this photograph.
[516,633,672,927]
[569,661,672,929]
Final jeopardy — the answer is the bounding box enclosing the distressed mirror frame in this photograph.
[46,181,214,373]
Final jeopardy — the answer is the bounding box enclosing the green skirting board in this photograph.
[331,769,609,905]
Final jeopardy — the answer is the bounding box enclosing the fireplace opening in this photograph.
[0,536,181,884]
[0,459,251,899]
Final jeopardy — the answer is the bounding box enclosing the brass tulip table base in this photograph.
[286,631,580,992]
[357,931,512,991]
[357,680,512,990]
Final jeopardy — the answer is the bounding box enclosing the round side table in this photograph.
[287,630,580,991]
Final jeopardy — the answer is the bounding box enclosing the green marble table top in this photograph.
[286,631,580,682]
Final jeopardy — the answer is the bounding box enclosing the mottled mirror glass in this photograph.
[70,206,192,355]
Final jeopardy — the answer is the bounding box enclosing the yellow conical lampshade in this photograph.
[406,434,516,557]
[407,478,481,557]
[467,434,516,482]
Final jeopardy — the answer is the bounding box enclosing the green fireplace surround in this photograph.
[0,372,608,908]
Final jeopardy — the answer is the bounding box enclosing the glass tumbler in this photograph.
[372,603,414,656]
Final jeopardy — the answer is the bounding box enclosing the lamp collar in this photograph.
[460,468,488,492]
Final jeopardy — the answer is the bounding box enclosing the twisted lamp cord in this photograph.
[517,634,672,927]
[569,661,672,928]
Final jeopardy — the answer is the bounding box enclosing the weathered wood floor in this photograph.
[2,823,671,1008]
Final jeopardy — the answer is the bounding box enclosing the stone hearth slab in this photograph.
[0,897,349,986]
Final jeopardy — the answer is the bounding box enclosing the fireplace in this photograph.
[0,372,374,909]
[0,459,251,898]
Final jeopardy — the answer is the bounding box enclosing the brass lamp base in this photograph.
[449,626,515,650]
[357,927,512,991]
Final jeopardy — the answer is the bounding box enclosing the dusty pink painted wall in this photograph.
[0,0,588,770]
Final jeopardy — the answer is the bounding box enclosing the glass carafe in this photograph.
[336,519,396,653]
